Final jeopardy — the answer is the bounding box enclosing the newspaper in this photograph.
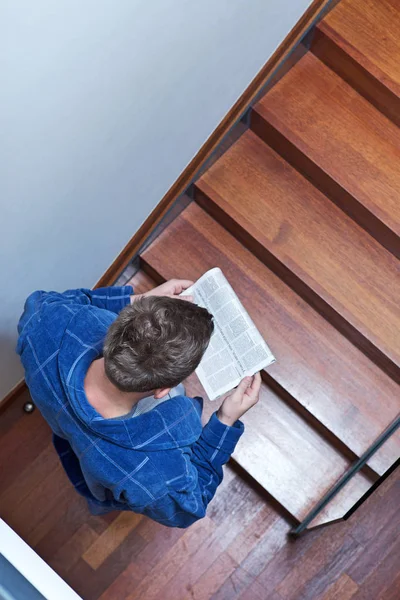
[181,268,275,400]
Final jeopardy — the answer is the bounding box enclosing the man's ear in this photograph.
[153,387,172,400]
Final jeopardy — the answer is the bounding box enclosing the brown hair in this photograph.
[103,296,214,392]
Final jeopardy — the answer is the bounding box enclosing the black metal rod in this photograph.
[343,457,399,521]
[290,413,400,536]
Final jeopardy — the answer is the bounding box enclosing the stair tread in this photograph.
[141,202,400,476]
[253,51,400,240]
[183,371,399,523]
[196,130,400,379]
[320,0,400,98]
[231,384,371,523]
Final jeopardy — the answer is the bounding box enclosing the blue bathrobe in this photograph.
[16,286,244,528]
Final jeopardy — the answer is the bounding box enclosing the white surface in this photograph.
[0,519,82,600]
[0,0,312,398]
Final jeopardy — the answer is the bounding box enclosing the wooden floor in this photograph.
[0,389,399,600]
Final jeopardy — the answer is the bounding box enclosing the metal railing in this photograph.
[291,414,400,535]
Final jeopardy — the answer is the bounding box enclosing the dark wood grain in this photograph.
[0,392,51,494]
[82,512,143,570]
[311,26,400,129]
[195,131,400,384]
[252,52,400,258]
[34,493,92,563]
[314,0,400,127]
[0,379,27,415]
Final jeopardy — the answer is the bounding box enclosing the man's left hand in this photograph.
[130,279,194,304]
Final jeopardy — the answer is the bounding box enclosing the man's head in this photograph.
[103,295,214,396]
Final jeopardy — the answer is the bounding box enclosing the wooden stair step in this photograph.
[313,0,400,127]
[131,273,371,526]
[251,51,400,258]
[181,359,373,528]
[194,130,400,384]
[140,202,400,477]
[183,368,399,529]
[231,384,372,525]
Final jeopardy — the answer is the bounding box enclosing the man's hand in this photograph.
[130,279,194,304]
[217,372,262,426]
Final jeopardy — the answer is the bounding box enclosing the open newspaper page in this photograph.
[181,268,275,400]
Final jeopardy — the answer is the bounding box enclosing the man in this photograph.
[17,278,261,527]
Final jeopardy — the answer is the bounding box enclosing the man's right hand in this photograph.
[216,372,262,426]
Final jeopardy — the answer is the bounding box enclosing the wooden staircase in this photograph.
[132,0,400,530]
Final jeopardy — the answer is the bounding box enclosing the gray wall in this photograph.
[1,0,312,399]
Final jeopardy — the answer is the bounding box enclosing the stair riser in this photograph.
[194,187,400,386]
[250,110,400,260]
[311,26,400,128]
